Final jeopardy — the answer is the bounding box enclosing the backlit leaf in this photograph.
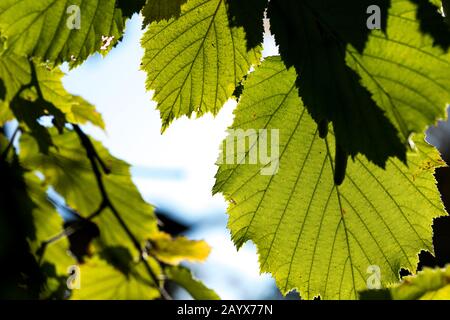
[348,0,450,151]
[71,253,161,300]
[268,0,450,167]
[19,130,158,258]
[214,57,446,299]
[165,266,220,300]
[141,0,261,131]
[360,266,450,300]
[0,0,126,66]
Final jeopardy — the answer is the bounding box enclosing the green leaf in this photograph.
[347,0,450,150]
[0,54,30,103]
[0,54,29,125]
[0,78,10,125]
[141,0,261,131]
[24,173,76,299]
[0,51,104,179]
[19,129,158,258]
[0,54,105,129]
[25,173,75,275]
[0,104,12,126]
[71,252,161,300]
[142,0,188,25]
[0,54,104,149]
[213,57,447,299]
[10,95,65,154]
[66,96,105,130]
[165,266,220,300]
[0,0,126,66]
[360,266,450,300]
[268,0,406,167]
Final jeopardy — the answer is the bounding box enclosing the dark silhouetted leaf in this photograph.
[64,218,100,263]
[360,266,450,299]
[0,139,42,299]
[142,0,188,25]
[117,0,147,19]
[0,78,5,101]
[411,0,450,50]
[268,0,405,167]
[227,0,268,50]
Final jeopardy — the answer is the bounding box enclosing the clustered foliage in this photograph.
[0,0,450,300]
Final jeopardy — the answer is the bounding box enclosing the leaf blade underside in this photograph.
[214,57,446,299]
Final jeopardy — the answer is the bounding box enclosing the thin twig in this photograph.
[27,59,171,300]
[0,126,20,161]
[2,60,42,162]
[73,124,171,300]
[37,200,108,260]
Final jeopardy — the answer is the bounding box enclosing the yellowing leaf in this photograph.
[391,266,450,300]
[148,232,210,265]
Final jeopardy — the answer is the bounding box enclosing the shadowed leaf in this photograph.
[360,266,450,299]
[142,0,188,25]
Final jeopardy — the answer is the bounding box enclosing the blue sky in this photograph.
[62,15,282,299]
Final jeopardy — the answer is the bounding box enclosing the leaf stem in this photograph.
[0,126,20,161]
